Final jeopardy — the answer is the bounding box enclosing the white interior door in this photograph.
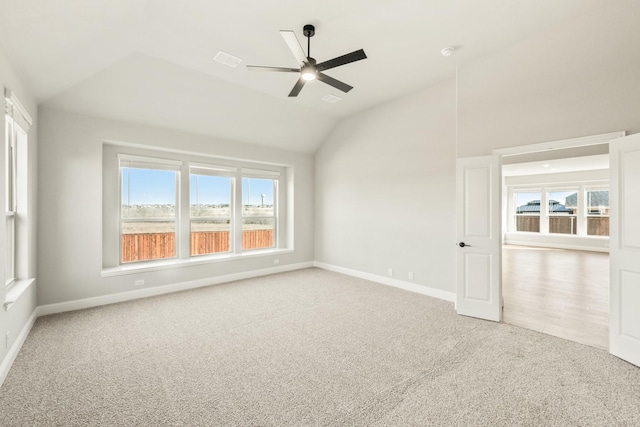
[609,133,640,367]
[456,155,501,322]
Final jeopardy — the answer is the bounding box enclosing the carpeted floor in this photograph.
[1,268,639,426]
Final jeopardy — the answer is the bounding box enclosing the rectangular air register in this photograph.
[214,51,242,68]
[321,94,342,103]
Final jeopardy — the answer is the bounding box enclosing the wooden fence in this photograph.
[516,216,609,236]
[122,230,273,263]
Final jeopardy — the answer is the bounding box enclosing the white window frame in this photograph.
[102,144,291,275]
[585,186,610,236]
[508,183,609,237]
[241,169,279,251]
[547,187,579,236]
[4,89,32,288]
[119,154,182,264]
[513,190,542,233]
[189,164,236,257]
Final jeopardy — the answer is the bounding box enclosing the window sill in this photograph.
[5,278,35,311]
[101,248,294,277]
[508,232,609,239]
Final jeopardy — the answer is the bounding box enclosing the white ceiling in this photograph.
[0,0,609,153]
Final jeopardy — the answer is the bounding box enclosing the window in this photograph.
[586,188,609,236]
[103,144,290,270]
[5,115,16,285]
[4,89,31,287]
[509,184,609,238]
[548,190,577,235]
[242,172,278,250]
[120,155,180,263]
[514,191,541,232]
[190,165,234,256]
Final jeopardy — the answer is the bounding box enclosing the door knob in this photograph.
[458,242,470,247]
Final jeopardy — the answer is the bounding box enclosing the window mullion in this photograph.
[233,173,243,254]
[178,165,189,260]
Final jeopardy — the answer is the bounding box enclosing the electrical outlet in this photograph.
[5,332,9,350]
[408,272,414,280]
[388,268,393,277]
[273,259,280,265]
[134,279,145,287]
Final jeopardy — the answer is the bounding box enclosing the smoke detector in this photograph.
[441,47,455,57]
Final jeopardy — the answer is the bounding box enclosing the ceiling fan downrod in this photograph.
[303,24,315,59]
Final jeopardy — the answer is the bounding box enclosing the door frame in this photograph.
[489,130,625,336]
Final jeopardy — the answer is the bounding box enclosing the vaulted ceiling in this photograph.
[0,0,609,152]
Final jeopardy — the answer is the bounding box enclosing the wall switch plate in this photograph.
[134,279,145,286]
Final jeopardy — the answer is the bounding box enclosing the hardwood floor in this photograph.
[502,245,609,350]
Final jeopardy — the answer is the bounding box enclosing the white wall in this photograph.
[37,108,315,306]
[315,79,458,293]
[458,0,640,157]
[313,1,640,295]
[0,43,38,375]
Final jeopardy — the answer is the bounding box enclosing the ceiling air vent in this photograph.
[214,51,242,68]
[321,94,342,104]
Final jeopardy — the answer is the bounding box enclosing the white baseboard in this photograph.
[313,261,456,302]
[0,309,37,387]
[37,262,314,317]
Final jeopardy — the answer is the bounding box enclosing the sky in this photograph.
[121,168,274,205]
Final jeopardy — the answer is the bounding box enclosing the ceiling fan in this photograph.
[246,24,367,97]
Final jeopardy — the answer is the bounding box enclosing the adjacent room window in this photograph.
[190,165,235,256]
[514,191,541,232]
[4,89,31,287]
[242,171,278,250]
[509,185,609,238]
[586,188,609,236]
[548,189,578,235]
[120,155,180,263]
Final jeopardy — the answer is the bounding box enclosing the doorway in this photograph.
[498,140,613,349]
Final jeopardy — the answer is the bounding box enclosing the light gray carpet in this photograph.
[1,268,639,426]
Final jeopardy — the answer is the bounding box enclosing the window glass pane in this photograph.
[121,221,176,263]
[587,189,609,236]
[121,168,176,219]
[191,219,231,256]
[548,190,577,235]
[515,192,540,232]
[242,178,274,217]
[121,167,177,263]
[242,217,274,250]
[586,190,609,216]
[190,174,231,256]
[190,175,231,218]
[5,215,15,285]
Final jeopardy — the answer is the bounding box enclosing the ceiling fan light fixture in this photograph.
[301,64,317,81]
[301,72,316,81]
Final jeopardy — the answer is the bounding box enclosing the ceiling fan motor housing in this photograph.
[303,24,315,38]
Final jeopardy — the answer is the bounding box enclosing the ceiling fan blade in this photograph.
[280,30,308,65]
[288,77,307,97]
[316,49,367,72]
[316,73,353,93]
[246,65,300,73]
